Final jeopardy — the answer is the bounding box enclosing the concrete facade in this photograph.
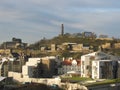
[81,51,119,79]
[22,56,57,78]
[92,60,117,79]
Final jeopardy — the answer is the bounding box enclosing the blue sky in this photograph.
[0,0,120,44]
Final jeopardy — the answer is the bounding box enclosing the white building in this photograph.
[117,61,120,78]
[81,51,119,79]
[58,59,81,75]
[92,60,117,79]
[8,56,61,85]
[22,58,41,78]
[22,56,58,78]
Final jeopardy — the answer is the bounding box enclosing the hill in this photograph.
[29,33,113,50]
[26,33,120,58]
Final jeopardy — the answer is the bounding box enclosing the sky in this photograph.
[0,0,120,44]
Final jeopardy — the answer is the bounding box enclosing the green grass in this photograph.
[61,76,92,82]
[86,78,120,87]
[65,77,92,81]
[61,76,120,87]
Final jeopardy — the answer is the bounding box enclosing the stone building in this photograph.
[1,37,27,49]
[101,43,111,49]
[51,44,57,51]
[114,43,120,49]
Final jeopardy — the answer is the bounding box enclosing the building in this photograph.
[0,52,29,77]
[0,49,11,56]
[1,37,27,49]
[72,44,90,52]
[1,60,21,77]
[101,43,112,49]
[82,32,96,38]
[51,44,57,51]
[0,57,19,76]
[0,58,24,77]
[58,58,81,75]
[81,51,119,79]
[12,37,21,43]
[97,38,113,41]
[54,43,90,52]
[7,56,61,85]
[62,43,77,50]
[97,35,113,41]
[22,56,58,78]
[117,61,120,78]
[92,60,118,79]
[114,43,120,49]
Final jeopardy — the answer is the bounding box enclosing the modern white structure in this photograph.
[117,61,120,78]
[22,58,41,78]
[22,56,59,78]
[8,56,62,85]
[81,51,119,79]
[92,60,115,79]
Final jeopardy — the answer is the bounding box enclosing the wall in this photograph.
[8,72,61,86]
[8,72,24,82]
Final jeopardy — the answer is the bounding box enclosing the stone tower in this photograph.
[61,24,64,36]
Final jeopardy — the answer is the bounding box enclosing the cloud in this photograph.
[0,0,120,43]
